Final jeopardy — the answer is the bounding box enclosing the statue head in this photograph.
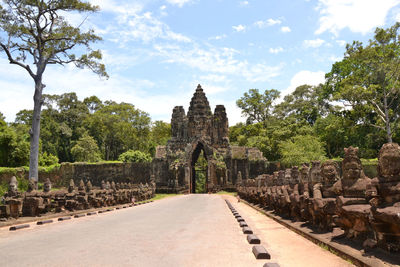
[78,180,85,191]
[44,178,52,193]
[111,181,116,191]
[101,180,106,190]
[321,160,339,184]
[9,176,18,195]
[284,168,292,183]
[266,175,274,186]
[116,182,121,190]
[237,171,243,185]
[290,166,300,185]
[106,181,111,190]
[68,179,75,193]
[342,146,363,180]
[27,178,37,192]
[86,181,92,192]
[300,163,310,184]
[310,161,321,185]
[272,171,279,185]
[377,142,400,180]
[277,170,285,185]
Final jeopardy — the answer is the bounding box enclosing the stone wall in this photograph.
[0,162,151,187]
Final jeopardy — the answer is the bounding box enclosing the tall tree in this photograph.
[0,1,107,180]
[325,22,400,143]
[236,89,280,124]
[274,84,331,125]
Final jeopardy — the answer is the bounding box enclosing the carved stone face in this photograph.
[310,161,321,185]
[290,167,299,185]
[28,178,36,192]
[321,161,338,184]
[300,164,310,184]
[9,177,18,195]
[44,179,51,193]
[378,143,400,178]
[343,161,361,180]
[278,171,285,185]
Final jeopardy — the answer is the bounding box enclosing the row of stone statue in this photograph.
[237,143,400,253]
[0,176,156,219]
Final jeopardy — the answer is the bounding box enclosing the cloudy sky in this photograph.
[1,0,400,125]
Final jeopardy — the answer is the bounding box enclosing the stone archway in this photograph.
[190,142,207,193]
[189,141,214,193]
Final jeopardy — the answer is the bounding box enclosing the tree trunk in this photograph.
[383,90,393,143]
[29,78,44,181]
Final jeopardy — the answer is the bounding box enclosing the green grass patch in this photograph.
[215,190,237,196]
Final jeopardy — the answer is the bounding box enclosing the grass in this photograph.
[215,190,237,196]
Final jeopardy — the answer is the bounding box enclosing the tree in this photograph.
[71,133,101,162]
[279,135,326,167]
[236,89,280,124]
[85,102,151,160]
[325,22,400,143]
[0,1,107,181]
[118,150,152,163]
[275,84,331,125]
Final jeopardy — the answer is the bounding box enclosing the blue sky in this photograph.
[1,0,400,125]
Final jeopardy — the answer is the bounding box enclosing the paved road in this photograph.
[0,194,352,267]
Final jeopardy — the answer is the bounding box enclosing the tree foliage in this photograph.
[0,0,107,180]
[325,23,400,143]
[118,150,152,163]
[236,88,280,124]
[278,135,327,167]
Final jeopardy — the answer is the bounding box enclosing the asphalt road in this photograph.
[0,194,352,267]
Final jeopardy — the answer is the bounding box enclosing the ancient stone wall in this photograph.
[0,162,151,187]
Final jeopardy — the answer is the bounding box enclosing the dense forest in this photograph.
[0,93,170,167]
[1,23,400,167]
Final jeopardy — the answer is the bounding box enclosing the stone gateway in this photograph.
[152,84,268,193]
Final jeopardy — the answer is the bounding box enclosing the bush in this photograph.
[39,152,59,166]
[279,135,327,167]
[71,134,101,162]
[118,150,152,163]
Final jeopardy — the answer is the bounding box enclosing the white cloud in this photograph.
[239,1,249,6]
[153,44,282,83]
[269,47,284,54]
[329,55,343,62]
[254,18,282,28]
[336,40,347,46]
[279,70,325,101]
[281,26,291,33]
[166,0,193,8]
[315,0,400,35]
[209,34,227,40]
[303,38,326,48]
[232,24,246,32]
[160,5,167,10]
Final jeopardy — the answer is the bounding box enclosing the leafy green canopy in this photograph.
[325,22,400,143]
[0,0,107,78]
[118,150,152,163]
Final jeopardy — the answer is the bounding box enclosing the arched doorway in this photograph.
[190,142,208,193]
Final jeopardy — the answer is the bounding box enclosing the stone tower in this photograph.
[168,84,229,150]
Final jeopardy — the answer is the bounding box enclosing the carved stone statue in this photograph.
[368,143,400,251]
[22,178,44,217]
[3,176,23,218]
[334,147,372,240]
[311,160,341,231]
